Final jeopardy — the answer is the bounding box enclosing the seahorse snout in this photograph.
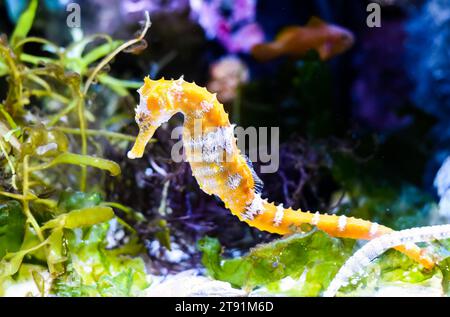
[127,125,157,159]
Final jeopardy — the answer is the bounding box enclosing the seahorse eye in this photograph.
[135,114,143,126]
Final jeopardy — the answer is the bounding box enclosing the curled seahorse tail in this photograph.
[241,199,434,269]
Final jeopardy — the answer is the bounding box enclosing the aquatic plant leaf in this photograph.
[101,202,145,222]
[362,249,435,285]
[40,191,149,296]
[0,239,48,281]
[19,226,46,263]
[154,219,171,250]
[58,191,103,213]
[46,228,66,275]
[10,0,38,47]
[0,252,27,280]
[198,231,355,295]
[45,192,111,275]
[20,53,54,65]
[0,8,154,296]
[54,223,149,297]
[63,39,123,74]
[42,206,115,230]
[438,256,450,295]
[95,269,135,297]
[22,127,69,157]
[31,269,45,296]
[80,41,124,69]
[0,263,47,296]
[98,75,142,97]
[335,247,444,297]
[4,0,28,23]
[0,201,26,259]
[0,59,8,76]
[198,237,223,277]
[37,153,121,176]
[0,123,21,150]
[66,35,113,61]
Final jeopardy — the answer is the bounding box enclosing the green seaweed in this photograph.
[438,257,450,295]
[53,222,149,297]
[57,191,103,213]
[198,231,356,296]
[10,0,38,47]
[0,3,152,296]
[0,201,26,259]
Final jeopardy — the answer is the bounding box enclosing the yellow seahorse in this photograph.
[128,76,434,269]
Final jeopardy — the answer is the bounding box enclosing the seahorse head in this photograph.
[127,76,180,159]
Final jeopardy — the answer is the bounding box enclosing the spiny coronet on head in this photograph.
[174,75,185,88]
[167,75,185,98]
[135,79,151,117]
[138,76,154,96]
[134,77,180,129]
[136,88,150,115]
[134,77,153,126]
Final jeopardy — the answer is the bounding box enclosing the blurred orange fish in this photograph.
[251,17,355,62]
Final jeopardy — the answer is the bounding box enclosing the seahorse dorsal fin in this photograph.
[244,155,264,194]
[306,16,326,28]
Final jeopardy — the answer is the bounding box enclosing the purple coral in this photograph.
[189,0,265,53]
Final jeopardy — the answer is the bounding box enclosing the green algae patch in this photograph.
[198,231,355,296]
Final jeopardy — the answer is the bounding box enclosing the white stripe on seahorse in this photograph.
[194,166,218,177]
[311,211,321,226]
[242,194,265,220]
[369,223,379,237]
[273,204,285,227]
[338,215,347,232]
[184,125,235,153]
